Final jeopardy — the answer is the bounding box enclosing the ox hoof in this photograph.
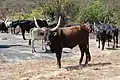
[116,46,118,48]
[58,66,61,69]
[84,64,89,67]
[88,57,91,62]
[32,50,36,53]
[78,65,83,70]
[113,46,115,48]
[101,48,104,50]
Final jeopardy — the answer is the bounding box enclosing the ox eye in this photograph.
[40,33,44,35]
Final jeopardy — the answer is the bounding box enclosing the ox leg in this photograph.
[102,40,105,50]
[42,40,48,51]
[107,35,110,47]
[112,36,115,48]
[79,45,84,66]
[44,42,48,51]
[16,28,20,35]
[10,28,12,34]
[116,36,118,48]
[116,30,119,48]
[56,50,62,68]
[22,30,26,40]
[32,39,36,53]
[98,38,100,48]
[13,27,16,34]
[84,46,91,66]
[41,40,44,50]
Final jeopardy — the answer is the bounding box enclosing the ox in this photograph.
[28,17,49,52]
[9,20,25,34]
[10,19,48,40]
[29,27,47,53]
[0,21,8,33]
[42,16,91,68]
[104,24,119,48]
[93,22,107,50]
[28,17,67,53]
[93,22,119,50]
[4,19,12,28]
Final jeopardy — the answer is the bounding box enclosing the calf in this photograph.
[29,27,47,53]
[43,16,91,68]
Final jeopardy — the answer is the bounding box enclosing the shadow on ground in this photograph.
[106,47,118,50]
[0,44,22,48]
[64,62,111,71]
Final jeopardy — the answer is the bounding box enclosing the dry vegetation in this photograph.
[0,0,120,24]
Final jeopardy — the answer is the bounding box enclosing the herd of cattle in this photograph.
[0,16,119,68]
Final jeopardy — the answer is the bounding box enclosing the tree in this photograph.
[78,0,106,23]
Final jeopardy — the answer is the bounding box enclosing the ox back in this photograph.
[44,25,91,68]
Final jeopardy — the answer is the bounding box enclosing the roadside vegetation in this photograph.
[0,0,120,26]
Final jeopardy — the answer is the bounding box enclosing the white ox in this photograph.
[29,17,47,53]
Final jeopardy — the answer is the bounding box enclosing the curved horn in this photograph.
[50,16,61,31]
[34,17,40,28]
[5,18,8,23]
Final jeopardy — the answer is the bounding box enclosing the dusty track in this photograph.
[0,33,120,80]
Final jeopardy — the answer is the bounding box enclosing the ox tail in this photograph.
[87,36,89,49]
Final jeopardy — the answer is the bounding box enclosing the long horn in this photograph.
[50,16,61,31]
[5,18,8,23]
[34,17,40,28]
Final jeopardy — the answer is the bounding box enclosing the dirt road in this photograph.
[0,33,120,80]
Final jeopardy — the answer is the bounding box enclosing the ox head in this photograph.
[44,16,61,46]
[34,17,48,28]
[84,22,93,33]
[10,20,20,28]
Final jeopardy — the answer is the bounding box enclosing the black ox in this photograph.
[42,16,91,68]
[10,19,48,40]
[0,21,8,33]
[93,22,119,50]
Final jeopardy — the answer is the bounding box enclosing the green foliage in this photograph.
[15,8,43,20]
[42,4,56,18]
[41,0,73,19]
[2,0,120,26]
[78,0,107,23]
[29,9,43,19]
[19,13,30,20]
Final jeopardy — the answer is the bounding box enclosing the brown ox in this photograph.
[42,16,91,68]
